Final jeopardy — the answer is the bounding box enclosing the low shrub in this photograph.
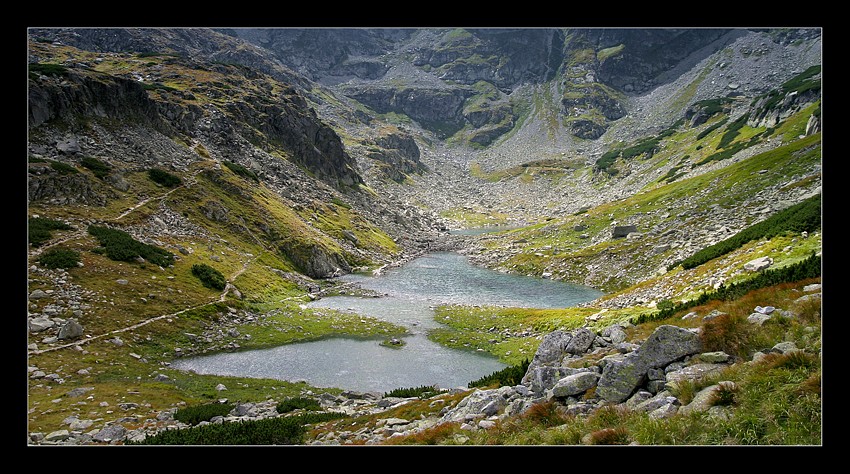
[276,397,321,413]
[385,385,440,399]
[80,156,111,179]
[223,161,259,182]
[469,358,530,388]
[191,263,226,291]
[49,160,78,175]
[28,62,69,78]
[88,225,174,267]
[129,411,346,445]
[29,217,73,247]
[148,168,182,187]
[37,247,80,269]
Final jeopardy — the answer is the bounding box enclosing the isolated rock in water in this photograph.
[744,256,773,272]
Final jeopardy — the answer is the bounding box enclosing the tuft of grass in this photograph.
[709,381,739,407]
[587,427,630,445]
[699,313,758,359]
[761,351,818,371]
[520,401,567,427]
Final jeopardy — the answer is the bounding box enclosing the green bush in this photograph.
[191,263,226,290]
[49,160,78,175]
[469,358,530,388]
[37,247,80,269]
[29,217,73,247]
[148,168,182,187]
[80,156,111,179]
[670,193,820,271]
[128,411,346,445]
[223,161,259,182]
[634,252,821,326]
[87,225,174,267]
[174,402,235,425]
[385,385,440,399]
[276,397,321,413]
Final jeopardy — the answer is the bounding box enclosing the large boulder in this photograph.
[596,325,702,403]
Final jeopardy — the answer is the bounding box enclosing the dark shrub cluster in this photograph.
[29,217,73,247]
[670,193,820,271]
[276,397,321,413]
[385,385,440,399]
[223,161,259,182]
[128,411,346,445]
[28,62,69,78]
[148,168,182,187]
[191,263,226,290]
[88,225,174,267]
[80,156,111,179]
[469,358,530,388]
[37,247,81,269]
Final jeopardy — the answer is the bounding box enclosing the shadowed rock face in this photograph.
[574,28,733,94]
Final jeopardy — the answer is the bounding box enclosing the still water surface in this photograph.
[170,252,602,394]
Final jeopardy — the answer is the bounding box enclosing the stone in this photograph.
[29,289,49,300]
[551,372,600,398]
[57,319,84,340]
[612,225,637,239]
[744,256,773,272]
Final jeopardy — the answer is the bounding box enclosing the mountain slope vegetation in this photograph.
[26,27,822,446]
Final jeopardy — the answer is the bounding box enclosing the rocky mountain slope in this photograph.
[26,27,822,445]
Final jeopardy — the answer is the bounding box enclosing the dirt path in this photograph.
[27,164,267,356]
